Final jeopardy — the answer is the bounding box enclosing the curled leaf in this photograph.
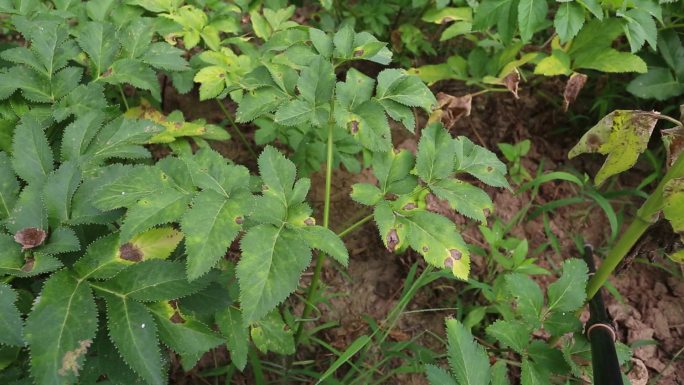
[569,110,658,185]
[429,92,472,129]
[662,127,684,168]
[502,68,520,99]
[14,227,47,250]
[563,72,588,111]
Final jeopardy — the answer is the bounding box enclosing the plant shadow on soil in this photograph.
[160,75,684,385]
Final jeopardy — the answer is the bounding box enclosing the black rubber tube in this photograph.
[582,244,624,385]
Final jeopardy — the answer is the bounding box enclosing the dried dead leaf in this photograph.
[430,92,473,129]
[662,127,684,168]
[563,73,588,111]
[502,69,520,99]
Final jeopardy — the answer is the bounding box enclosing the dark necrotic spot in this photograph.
[348,120,359,134]
[119,243,143,262]
[587,133,602,149]
[14,228,47,250]
[169,311,186,324]
[386,229,399,252]
[449,249,462,260]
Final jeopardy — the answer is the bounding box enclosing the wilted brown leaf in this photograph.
[563,72,588,111]
[662,127,684,168]
[430,92,472,129]
[502,68,520,99]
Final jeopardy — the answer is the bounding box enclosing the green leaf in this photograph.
[38,226,80,255]
[12,115,53,185]
[490,361,510,385]
[94,166,175,210]
[445,318,490,385]
[182,190,250,280]
[43,161,81,228]
[372,149,417,194]
[663,177,684,237]
[405,211,470,279]
[547,259,588,313]
[348,100,392,152]
[554,2,585,44]
[453,136,509,188]
[520,358,547,385]
[473,0,517,43]
[297,55,335,106]
[103,59,161,101]
[518,0,548,43]
[336,68,375,111]
[333,25,354,58]
[627,68,684,100]
[350,183,383,206]
[236,87,287,123]
[534,49,572,76]
[77,21,119,76]
[0,152,20,220]
[25,270,98,385]
[658,30,684,78]
[74,233,130,280]
[6,183,48,234]
[425,364,457,385]
[148,302,223,370]
[98,260,206,301]
[568,110,658,185]
[504,273,543,323]
[486,319,532,354]
[141,42,189,72]
[237,225,312,325]
[376,69,436,112]
[86,117,159,164]
[119,188,190,242]
[293,225,349,266]
[621,9,657,53]
[274,99,314,126]
[216,307,249,371]
[120,17,154,59]
[430,179,493,223]
[544,311,582,337]
[0,283,23,346]
[104,295,163,385]
[309,28,332,58]
[416,123,455,183]
[250,310,294,355]
[61,112,104,162]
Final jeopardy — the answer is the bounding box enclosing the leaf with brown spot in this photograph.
[569,110,659,185]
[58,339,92,377]
[14,227,47,250]
[502,68,520,99]
[563,72,588,111]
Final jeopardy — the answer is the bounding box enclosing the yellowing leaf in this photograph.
[125,100,229,143]
[569,110,658,185]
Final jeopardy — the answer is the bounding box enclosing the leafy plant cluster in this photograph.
[0,1,513,384]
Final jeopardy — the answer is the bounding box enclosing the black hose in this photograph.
[582,244,624,385]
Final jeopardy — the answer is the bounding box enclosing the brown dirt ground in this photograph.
[163,75,684,384]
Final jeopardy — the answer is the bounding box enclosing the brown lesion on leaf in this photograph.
[662,127,684,168]
[14,228,47,250]
[402,202,417,210]
[119,243,143,262]
[386,229,399,252]
[59,339,92,377]
[353,49,364,57]
[348,120,359,134]
[586,133,602,150]
[304,217,316,226]
[170,311,186,324]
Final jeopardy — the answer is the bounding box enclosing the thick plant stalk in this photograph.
[586,152,684,298]
[295,118,336,345]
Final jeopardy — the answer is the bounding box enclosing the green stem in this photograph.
[294,118,336,346]
[337,214,373,238]
[216,100,258,160]
[586,152,684,298]
[118,85,129,111]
